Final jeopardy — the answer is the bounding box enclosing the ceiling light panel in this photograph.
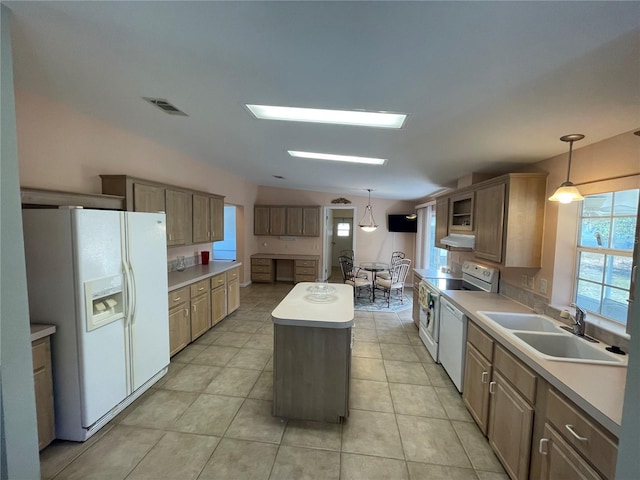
[246,105,406,129]
[288,151,387,166]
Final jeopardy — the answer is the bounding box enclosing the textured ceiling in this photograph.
[6,1,640,199]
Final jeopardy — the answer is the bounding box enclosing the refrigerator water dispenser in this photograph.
[85,274,125,331]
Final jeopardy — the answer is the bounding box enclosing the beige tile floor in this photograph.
[40,282,508,480]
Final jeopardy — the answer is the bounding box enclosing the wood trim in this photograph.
[21,187,125,210]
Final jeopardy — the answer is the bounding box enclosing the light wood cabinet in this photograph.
[190,279,211,341]
[100,175,224,247]
[474,173,547,267]
[449,192,474,232]
[254,205,320,237]
[32,336,55,450]
[226,267,240,314]
[211,273,227,326]
[251,257,275,283]
[463,342,492,435]
[435,197,449,249]
[294,259,318,283]
[168,287,190,356]
[166,189,191,246]
[539,423,601,480]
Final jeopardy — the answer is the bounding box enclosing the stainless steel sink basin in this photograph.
[512,332,626,366]
[477,312,561,333]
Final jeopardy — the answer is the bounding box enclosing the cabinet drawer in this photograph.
[467,321,494,361]
[493,344,536,404]
[169,287,189,306]
[546,389,617,479]
[295,260,316,268]
[295,267,316,275]
[252,258,272,266]
[295,274,316,283]
[210,273,225,289]
[32,338,49,371]
[190,279,210,297]
[252,273,273,282]
[252,265,272,274]
[226,268,239,281]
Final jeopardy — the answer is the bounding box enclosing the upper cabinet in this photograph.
[449,192,475,232]
[474,173,547,267]
[435,197,449,249]
[101,175,224,247]
[254,205,320,237]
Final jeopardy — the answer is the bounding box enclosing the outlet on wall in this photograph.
[539,278,548,294]
[527,276,535,290]
[521,274,528,287]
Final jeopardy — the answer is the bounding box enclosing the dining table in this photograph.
[358,262,389,301]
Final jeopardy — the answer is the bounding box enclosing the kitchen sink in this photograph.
[511,331,626,366]
[477,312,562,333]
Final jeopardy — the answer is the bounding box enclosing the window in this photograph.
[415,203,448,270]
[575,189,638,324]
[336,222,350,237]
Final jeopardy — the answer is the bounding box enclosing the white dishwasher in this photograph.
[438,297,466,392]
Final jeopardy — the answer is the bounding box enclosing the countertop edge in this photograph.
[441,290,624,438]
[272,318,354,329]
[30,324,56,342]
[168,262,243,291]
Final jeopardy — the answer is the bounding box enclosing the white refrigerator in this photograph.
[22,207,170,441]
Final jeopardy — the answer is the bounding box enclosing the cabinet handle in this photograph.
[539,438,549,455]
[565,424,588,442]
[169,233,173,241]
[481,371,489,384]
[184,308,189,316]
[207,231,210,239]
[198,287,204,291]
[489,381,496,395]
[173,297,181,302]
[192,304,197,313]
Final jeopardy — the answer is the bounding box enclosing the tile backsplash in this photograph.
[167,255,198,273]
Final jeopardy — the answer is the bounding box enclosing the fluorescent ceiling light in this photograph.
[246,104,406,129]
[288,150,387,166]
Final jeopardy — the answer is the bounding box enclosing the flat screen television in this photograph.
[388,214,417,233]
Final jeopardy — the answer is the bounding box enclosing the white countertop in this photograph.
[441,290,626,437]
[30,324,56,342]
[271,282,354,329]
[413,268,462,281]
[168,261,242,291]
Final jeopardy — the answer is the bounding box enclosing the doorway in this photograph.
[322,206,356,282]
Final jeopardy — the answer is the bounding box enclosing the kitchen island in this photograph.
[272,282,353,423]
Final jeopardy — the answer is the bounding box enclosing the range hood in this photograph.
[440,234,475,249]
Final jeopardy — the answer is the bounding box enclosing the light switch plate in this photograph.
[527,276,535,290]
[539,278,548,294]
[521,274,528,286]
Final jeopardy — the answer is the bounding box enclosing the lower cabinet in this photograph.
[539,423,601,480]
[294,259,317,283]
[251,258,274,283]
[168,287,190,356]
[462,342,492,435]
[211,273,227,326]
[190,279,211,341]
[32,336,55,450]
[227,269,240,314]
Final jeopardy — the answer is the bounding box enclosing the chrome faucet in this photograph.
[571,303,587,336]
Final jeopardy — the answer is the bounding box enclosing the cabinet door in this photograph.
[210,196,224,242]
[475,183,506,263]
[133,183,165,213]
[449,192,474,232]
[192,193,210,243]
[488,370,534,480]
[462,342,492,435]
[302,207,320,236]
[169,305,190,356]
[270,207,287,236]
[254,207,271,235]
[32,338,55,450]
[166,189,191,246]
[227,278,240,314]
[191,293,211,341]
[435,198,449,249]
[211,286,227,326]
[540,423,601,480]
[286,207,303,235]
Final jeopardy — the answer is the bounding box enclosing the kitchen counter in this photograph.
[271,282,354,328]
[441,290,626,437]
[168,261,242,291]
[414,267,462,281]
[30,324,56,342]
[252,253,320,261]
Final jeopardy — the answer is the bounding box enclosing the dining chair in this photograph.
[376,251,406,280]
[375,258,411,307]
[339,255,371,299]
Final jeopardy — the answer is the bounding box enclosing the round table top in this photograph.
[359,262,389,271]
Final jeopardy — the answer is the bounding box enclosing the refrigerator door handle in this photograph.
[128,261,138,325]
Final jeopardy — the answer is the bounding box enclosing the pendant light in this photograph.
[358,189,378,232]
[548,134,585,204]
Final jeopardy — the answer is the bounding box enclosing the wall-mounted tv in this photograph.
[387,214,417,233]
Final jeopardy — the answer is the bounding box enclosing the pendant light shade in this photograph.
[548,134,585,204]
[358,189,378,232]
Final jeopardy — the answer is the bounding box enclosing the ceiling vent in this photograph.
[142,97,188,116]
